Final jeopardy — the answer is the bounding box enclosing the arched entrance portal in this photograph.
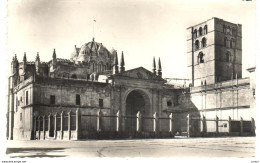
[125,90,150,137]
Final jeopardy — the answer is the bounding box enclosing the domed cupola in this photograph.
[73,38,112,63]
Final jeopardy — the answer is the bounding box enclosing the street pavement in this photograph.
[5,137,256,158]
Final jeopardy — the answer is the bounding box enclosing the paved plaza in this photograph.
[5,137,256,158]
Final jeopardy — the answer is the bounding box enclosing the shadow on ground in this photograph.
[6,148,67,158]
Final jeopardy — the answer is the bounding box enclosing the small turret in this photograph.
[35,52,41,75]
[23,52,27,73]
[157,57,162,77]
[52,48,57,69]
[11,54,19,75]
[20,52,27,81]
[114,51,119,74]
[120,51,125,73]
[152,57,156,74]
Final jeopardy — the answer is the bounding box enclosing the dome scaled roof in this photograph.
[72,38,113,63]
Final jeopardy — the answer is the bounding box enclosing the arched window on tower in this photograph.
[204,25,208,34]
[232,28,237,36]
[230,39,233,48]
[195,40,200,50]
[193,29,197,38]
[223,25,226,33]
[202,37,207,47]
[199,27,203,36]
[224,37,228,47]
[230,39,235,48]
[226,51,231,62]
[198,52,204,64]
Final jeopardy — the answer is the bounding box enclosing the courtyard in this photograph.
[5,137,255,158]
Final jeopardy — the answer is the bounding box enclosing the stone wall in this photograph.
[190,78,255,120]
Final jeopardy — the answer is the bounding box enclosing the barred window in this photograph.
[50,95,55,105]
[99,99,104,107]
[76,94,81,105]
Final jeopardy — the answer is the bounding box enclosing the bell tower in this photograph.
[187,17,242,87]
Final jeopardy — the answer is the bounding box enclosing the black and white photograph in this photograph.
[0,0,259,161]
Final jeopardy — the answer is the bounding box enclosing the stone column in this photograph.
[76,109,79,131]
[228,116,232,136]
[54,113,57,139]
[116,110,120,132]
[153,112,158,133]
[48,114,51,139]
[216,115,219,135]
[33,116,36,140]
[240,117,243,136]
[43,115,45,140]
[38,116,41,140]
[187,114,191,137]
[136,111,142,132]
[60,111,64,140]
[202,116,207,133]
[97,110,101,132]
[76,108,81,140]
[68,111,71,140]
[169,113,173,133]
[251,118,255,136]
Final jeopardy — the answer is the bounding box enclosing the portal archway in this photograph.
[125,89,151,136]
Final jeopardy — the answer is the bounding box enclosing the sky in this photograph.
[6,0,256,79]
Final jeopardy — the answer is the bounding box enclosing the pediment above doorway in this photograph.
[112,67,166,82]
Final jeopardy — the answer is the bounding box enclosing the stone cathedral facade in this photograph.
[7,17,256,140]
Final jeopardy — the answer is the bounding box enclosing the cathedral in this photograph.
[7,17,256,140]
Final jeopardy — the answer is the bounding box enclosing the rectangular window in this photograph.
[20,113,22,121]
[50,95,55,105]
[76,94,80,105]
[99,99,103,108]
[26,91,28,105]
